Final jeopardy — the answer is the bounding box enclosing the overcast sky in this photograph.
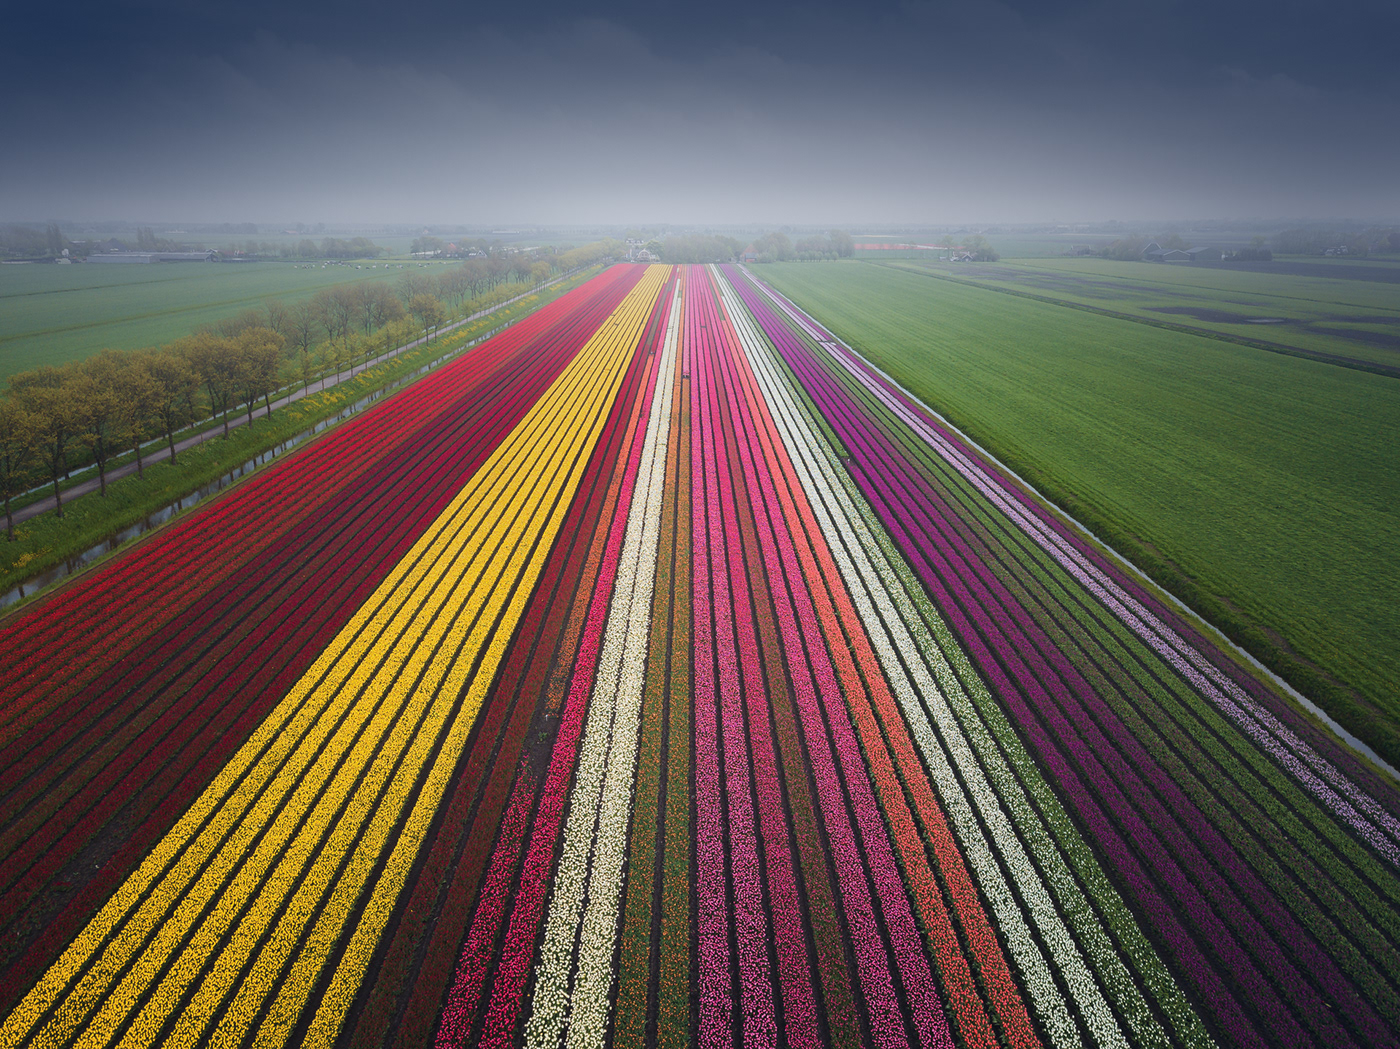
[4,0,1396,226]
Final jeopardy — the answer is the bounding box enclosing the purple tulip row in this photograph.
[728,266,1399,1046]
[818,324,1400,861]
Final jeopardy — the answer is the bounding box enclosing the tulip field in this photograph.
[1,263,1398,1049]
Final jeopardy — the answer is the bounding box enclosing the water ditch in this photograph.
[1,322,506,611]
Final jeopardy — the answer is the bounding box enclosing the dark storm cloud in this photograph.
[3,1,1396,223]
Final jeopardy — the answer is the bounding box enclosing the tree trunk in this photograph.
[166,425,178,466]
[265,390,273,418]
[51,469,63,519]
[223,407,230,439]
[133,437,144,478]
[97,456,107,497]
[4,494,12,542]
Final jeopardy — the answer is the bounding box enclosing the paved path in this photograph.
[12,274,578,526]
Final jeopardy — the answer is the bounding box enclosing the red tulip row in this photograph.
[713,268,1042,1049]
[0,265,647,1016]
[428,269,677,1049]
[738,265,1400,1047]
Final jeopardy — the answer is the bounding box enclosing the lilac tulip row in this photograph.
[733,267,1397,1046]
[754,272,1400,863]
[715,268,1193,1049]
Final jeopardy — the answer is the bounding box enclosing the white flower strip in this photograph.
[524,283,681,1049]
[717,278,1088,1048]
[720,271,1210,1049]
[745,271,1400,865]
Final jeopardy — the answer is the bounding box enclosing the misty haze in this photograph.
[1,2,1398,1048]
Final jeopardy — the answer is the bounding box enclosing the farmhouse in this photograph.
[1141,242,1218,262]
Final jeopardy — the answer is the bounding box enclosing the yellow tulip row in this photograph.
[2,264,672,1049]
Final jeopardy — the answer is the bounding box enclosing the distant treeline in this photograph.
[0,225,631,263]
[641,230,857,264]
[1097,226,1400,262]
[0,239,618,535]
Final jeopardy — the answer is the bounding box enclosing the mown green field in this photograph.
[0,259,460,380]
[883,256,1400,370]
[758,260,1400,766]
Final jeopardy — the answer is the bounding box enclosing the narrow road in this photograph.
[12,274,579,526]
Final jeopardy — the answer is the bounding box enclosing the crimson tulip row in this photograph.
[0,268,638,719]
[429,271,677,1049]
[0,266,648,1017]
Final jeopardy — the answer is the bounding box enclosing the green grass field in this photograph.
[880,256,1400,370]
[0,259,463,380]
[757,260,1400,766]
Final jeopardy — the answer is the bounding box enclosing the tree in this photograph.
[11,365,77,517]
[235,327,286,422]
[322,338,345,384]
[214,307,267,339]
[145,348,198,464]
[263,299,292,340]
[410,294,446,341]
[71,352,126,496]
[964,235,1000,262]
[299,345,316,394]
[752,231,795,262]
[313,287,354,357]
[183,332,240,438]
[830,230,854,258]
[359,281,403,334]
[287,299,319,361]
[398,271,432,303]
[0,396,37,540]
[113,354,161,478]
[383,316,415,358]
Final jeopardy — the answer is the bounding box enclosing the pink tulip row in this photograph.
[687,268,787,1049]
[713,270,1058,1049]
[740,266,1399,1047]
[432,269,678,1048]
[0,266,654,1017]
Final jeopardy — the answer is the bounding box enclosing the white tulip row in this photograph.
[524,283,683,1049]
[749,274,1400,866]
[718,269,1211,1049]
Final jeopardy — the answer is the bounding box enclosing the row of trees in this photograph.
[1273,226,1400,257]
[0,276,457,537]
[0,328,288,536]
[0,238,619,538]
[1100,227,1400,262]
[640,230,857,265]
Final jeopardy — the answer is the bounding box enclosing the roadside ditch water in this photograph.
[0,322,507,611]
